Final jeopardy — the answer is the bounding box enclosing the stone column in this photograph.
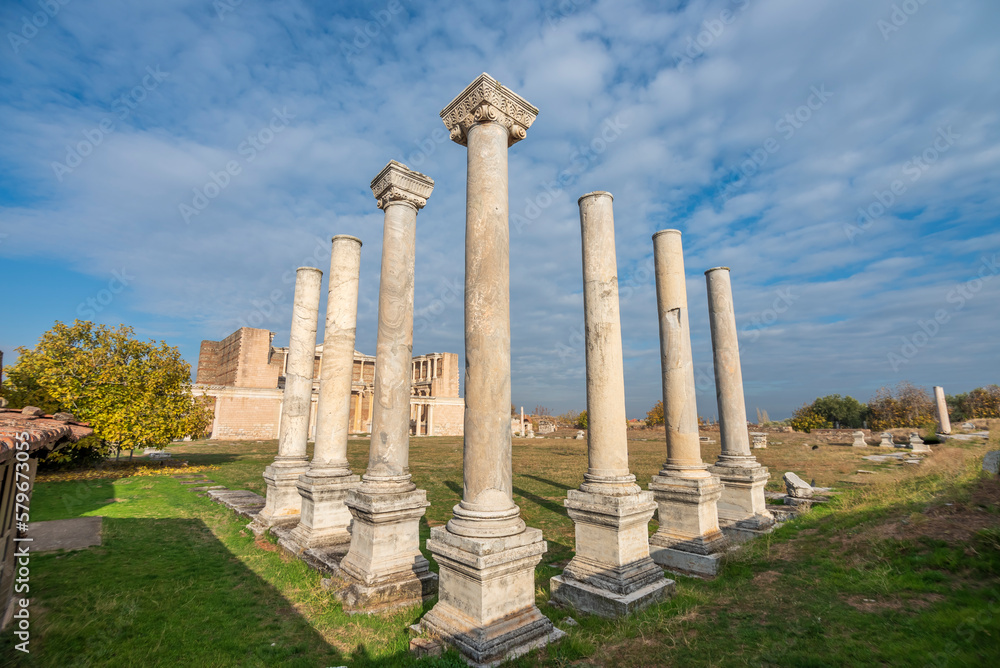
[934,386,951,434]
[647,230,727,575]
[282,236,363,558]
[550,192,671,617]
[334,161,436,613]
[252,266,323,533]
[422,73,561,665]
[427,403,434,437]
[520,406,525,438]
[705,267,774,539]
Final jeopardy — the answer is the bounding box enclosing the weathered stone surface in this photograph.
[424,74,558,666]
[551,195,670,617]
[934,386,951,434]
[21,406,44,417]
[335,165,435,612]
[909,432,931,453]
[52,412,75,422]
[983,451,1000,475]
[254,267,322,531]
[30,517,102,553]
[285,235,363,554]
[705,267,773,533]
[783,472,813,499]
[852,431,867,447]
[751,432,767,449]
[880,432,895,448]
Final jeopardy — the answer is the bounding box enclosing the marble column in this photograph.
[252,266,323,533]
[647,230,728,575]
[334,161,436,614]
[550,192,671,617]
[705,267,774,540]
[934,386,951,434]
[421,73,562,666]
[282,236,363,558]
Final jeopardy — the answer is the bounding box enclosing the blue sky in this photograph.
[1,0,998,420]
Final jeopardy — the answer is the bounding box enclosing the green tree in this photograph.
[645,400,664,427]
[789,403,831,433]
[576,410,588,429]
[810,394,869,428]
[3,320,213,463]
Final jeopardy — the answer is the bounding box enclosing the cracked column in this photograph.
[281,236,363,560]
[934,386,951,434]
[252,266,323,534]
[421,73,562,665]
[647,230,728,576]
[705,267,774,542]
[550,193,672,616]
[334,161,436,613]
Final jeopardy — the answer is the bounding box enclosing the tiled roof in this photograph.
[0,408,94,464]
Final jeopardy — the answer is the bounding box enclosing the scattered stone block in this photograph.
[574,430,585,440]
[409,637,444,659]
[984,451,1000,475]
[561,617,579,627]
[52,412,76,422]
[879,432,894,448]
[783,472,813,498]
[852,431,867,447]
[751,432,767,449]
[909,432,931,453]
[962,422,976,430]
[21,406,44,417]
[856,470,875,475]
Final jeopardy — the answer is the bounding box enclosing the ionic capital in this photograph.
[440,72,539,147]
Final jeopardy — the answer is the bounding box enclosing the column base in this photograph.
[334,485,435,614]
[708,461,775,532]
[551,489,671,617]
[648,473,728,555]
[910,443,932,453]
[250,460,309,535]
[422,524,561,667]
[281,472,360,555]
[550,575,674,618]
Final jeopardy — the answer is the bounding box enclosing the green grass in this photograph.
[3,431,999,666]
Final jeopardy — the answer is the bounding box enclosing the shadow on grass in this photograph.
[0,515,446,667]
[521,474,574,493]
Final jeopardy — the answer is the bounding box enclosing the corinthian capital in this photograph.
[440,72,539,147]
[370,160,435,210]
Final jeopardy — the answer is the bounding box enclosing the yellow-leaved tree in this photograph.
[645,400,664,427]
[2,320,213,463]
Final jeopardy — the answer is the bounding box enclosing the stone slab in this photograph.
[549,574,674,618]
[188,485,227,492]
[984,451,1000,475]
[649,545,723,577]
[29,517,102,553]
[721,524,775,544]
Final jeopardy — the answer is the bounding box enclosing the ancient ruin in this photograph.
[852,431,867,447]
[705,267,775,542]
[751,432,768,449]
[251,267,323,533]
[334,161,437,613]
[934,386,951,434]
[420,73,563,666]
[194,329,463,439]
[281,236,363,558]
[880,431,895,448]
[647,230,728,576]
[549,192,671,616]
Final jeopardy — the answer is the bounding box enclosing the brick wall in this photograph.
[212,394,282,440]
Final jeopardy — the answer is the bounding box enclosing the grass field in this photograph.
[3,426,999,667]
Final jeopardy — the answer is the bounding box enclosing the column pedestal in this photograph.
[250,460,309,535]
[648,473,727,576]
[422,526,564,667]
[333,484,436,614]
[708,459,773,533]
[280,472,360,555]
[551,489,672,617]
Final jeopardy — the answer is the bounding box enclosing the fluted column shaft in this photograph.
[933,386,951,434]
[312,236,362,474]
[579,192,634,490]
